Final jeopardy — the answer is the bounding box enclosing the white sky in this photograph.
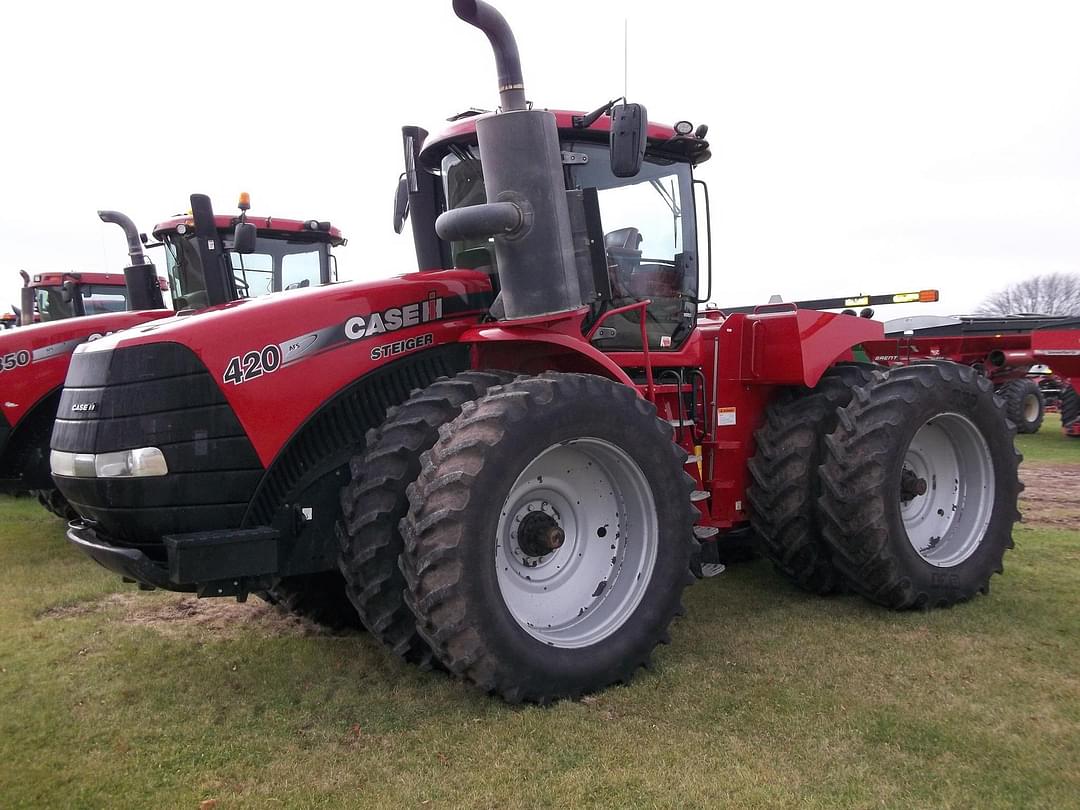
[2,0,1078,320]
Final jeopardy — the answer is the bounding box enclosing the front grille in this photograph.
[52,342,263,546]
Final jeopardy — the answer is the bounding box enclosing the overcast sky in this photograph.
[2,0,1078,320]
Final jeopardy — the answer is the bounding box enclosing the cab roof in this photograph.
[152,215,345,246]
[420,109,711,168]
[27,271,169,290]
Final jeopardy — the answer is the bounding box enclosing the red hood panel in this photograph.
[74,270,494,465]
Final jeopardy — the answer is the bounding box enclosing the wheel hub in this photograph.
[516,510,565,557]
[899,467,928,503]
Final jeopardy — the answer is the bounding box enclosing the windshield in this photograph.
[440,141,697,350]
[164,233,330,308]
[34,283,129,322]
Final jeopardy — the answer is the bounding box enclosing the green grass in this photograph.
[0,491,1078,809]
[1016,413,1080,464]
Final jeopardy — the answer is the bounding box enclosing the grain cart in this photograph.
[863,314,1080,434]
[1,197,343,519]
[53,0,1020,702]
[1031,321,1080,437]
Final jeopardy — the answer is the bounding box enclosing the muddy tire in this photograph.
[818,362,1021,609]
[266,572,362,631]
[33,488,78,522]
[999,378,1044,434]
[1062,384,1079,434]
[400,372,697,703]
[336,370,515,666]
[747,363,876,593]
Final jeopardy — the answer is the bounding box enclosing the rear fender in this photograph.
[719,310,883,388]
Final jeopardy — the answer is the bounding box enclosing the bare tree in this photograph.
[977,272,1080,316]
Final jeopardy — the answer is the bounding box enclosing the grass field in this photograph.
[0,422,1077,808]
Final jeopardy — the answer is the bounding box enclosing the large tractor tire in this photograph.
[818,362,1021,609]
[999,378,1045,434]
[32,488,78,522]
[400,372,697,703]
[265,572,362,631]
[1062,384,1079,435]
[336,370,515,666]
[747,363,876,594]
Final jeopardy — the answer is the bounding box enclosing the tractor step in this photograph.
[668,418,695,428]
[690,490,709,502]
[700,563,726,578]
[693,525,719,539]
[686,453,701,464]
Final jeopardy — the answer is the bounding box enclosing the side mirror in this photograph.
[393,174,410,235]
[232,221,257,254]
[60,279,77,303]
[610,103,648,178]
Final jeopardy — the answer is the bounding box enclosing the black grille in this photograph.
[52,342,263,544]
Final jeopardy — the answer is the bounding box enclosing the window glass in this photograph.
[80,284,129,315]
[281,250,322,290]
[228,252,274,298]
[35,287,74,322]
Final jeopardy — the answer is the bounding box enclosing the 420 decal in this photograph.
[222,344,283,385]
[0,350,31,373]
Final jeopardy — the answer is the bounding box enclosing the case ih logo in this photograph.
[70,402,97,412]
[344,293,444,341]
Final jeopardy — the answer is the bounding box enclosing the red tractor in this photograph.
[51,0,1020,702]
[864,314,1080,435]
[1,197,343,518]
[14,268,160,326]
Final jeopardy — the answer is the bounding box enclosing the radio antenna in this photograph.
[623,19,629,99]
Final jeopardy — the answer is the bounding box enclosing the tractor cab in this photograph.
[412,110,711,351]
[153,198,345,310]
[19,270,143,324]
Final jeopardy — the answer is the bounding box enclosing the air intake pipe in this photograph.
[437,0,582,320]
[98,210,165,311]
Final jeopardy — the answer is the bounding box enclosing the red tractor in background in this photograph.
[14,268,163,326]
[51,0,1020,702]
[864,314,1080,436]
[1,197,344,518]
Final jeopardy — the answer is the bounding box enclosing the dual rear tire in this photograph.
[750,362,1020,609]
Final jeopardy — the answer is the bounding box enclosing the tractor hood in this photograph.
[67,270,494,464]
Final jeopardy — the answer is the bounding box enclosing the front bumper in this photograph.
[67,520,280,595]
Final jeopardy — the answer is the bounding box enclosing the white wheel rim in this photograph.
[1022,393,1039,423]
[495,439,658,648]
[900,412,995,568]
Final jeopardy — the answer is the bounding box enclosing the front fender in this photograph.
[463,323,636,387]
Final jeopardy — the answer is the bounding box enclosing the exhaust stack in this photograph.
[437,0,582,321]
[98,210,165,312]
[452,0,526,112]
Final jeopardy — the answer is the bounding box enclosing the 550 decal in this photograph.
[1,350,31,372]
[222,344,283,385]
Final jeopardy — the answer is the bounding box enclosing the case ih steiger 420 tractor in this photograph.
[52,0,1021,703]
[1,198,343,519]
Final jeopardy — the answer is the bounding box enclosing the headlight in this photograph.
[51,447,168,478]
